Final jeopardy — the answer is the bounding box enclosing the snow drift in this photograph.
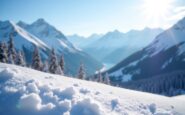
[0,63,184,115]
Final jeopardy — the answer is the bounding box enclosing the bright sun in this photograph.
[142,0,173,22]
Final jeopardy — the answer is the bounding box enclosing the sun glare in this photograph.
[142,0,173,23]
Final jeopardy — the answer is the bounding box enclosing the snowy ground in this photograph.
[173,95,185,101]
[0,63,184,115]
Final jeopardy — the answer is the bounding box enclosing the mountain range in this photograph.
[106,17,185,95]
[0,19,103,76]
[67,33,103,49]
[68,28,163,68]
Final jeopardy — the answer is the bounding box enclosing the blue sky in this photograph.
[1,0,185,36]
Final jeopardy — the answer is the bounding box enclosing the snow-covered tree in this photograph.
[97,71,103,83]
[32,46,43,71]
[49,48,63,75]
[16,51,25,66]
[104,72,110,85]
[7,34,17,64]
[0,42,8,63]
[56,65,63,75]
[77,63,86,79]
[42,60,49,72]
[59,54,65,72]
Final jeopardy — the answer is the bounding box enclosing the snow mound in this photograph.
[70,98,102,115]
[0,63,184,115]
[0,68,16,81]
[19,93,42,110]
[26,82,40,93]
[58,99,71,113]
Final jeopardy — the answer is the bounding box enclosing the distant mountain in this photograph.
[83,28,163,65]
[67,33,103,49]
[0,19,103,75]
[107,17,185,86]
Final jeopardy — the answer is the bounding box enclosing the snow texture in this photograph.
[0,63,184,115]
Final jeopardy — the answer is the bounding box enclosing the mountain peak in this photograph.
[0,20,19,30]
[143,27,151,31]
[31,18,49,27]
[36,18,46,23]
[112,29,121,33]
[0,20,14,25]
[106,29,122,36]
[17,21,28,28]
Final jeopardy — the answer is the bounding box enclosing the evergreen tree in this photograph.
[77,63,86,79]
[0,42,8,63]
[49,48,63,75]
[56,65,63,75]
[32,46,43,71]
[42,60,49,72]
[7,34,17,64]
[104,72,110,85]
[59,54,65,72]
[16,51,25,66]
[97,71,103,83]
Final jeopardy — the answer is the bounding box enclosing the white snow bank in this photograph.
[0,63,184,115]
[173,95,185,101]
[19,93,42,110]
[26,82,40,93]
[70,98,102,115]
[0,68,16,81]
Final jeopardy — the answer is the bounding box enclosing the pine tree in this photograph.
[32,46,43,71]
[56,65,63,75]
[49,48,63,75]
[0,42,8,63]
[42,60,49,72]
[104,72,110,85]
[77,63,86,79]
[97,71,103,83]
[7,34,17,64]
[59,54,65,72]
[16,51,25,66]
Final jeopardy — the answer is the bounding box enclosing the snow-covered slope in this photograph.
[17,19,102,75]
[146,17,185,56]
[107,17,185,90]
[83,28,163,64]
[173,95,185,101]
[0,63,184,115]
[0,20,48,50]
[0,20,50,62]
[0,19,103,75]
[18,19,77,53]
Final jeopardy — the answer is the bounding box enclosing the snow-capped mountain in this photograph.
[83,28,163,65]
[0,20,49,63]
[107,17,185,90]
[67,33,103,49]
[0,63,184,115]
[0,19,102,75]
[0,20,48,50]
[18,18,77,53]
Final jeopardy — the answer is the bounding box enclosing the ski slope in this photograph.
[0,63,184,115]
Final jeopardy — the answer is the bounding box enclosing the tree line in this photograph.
[121,70,185,96]
[0,34,110,84]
